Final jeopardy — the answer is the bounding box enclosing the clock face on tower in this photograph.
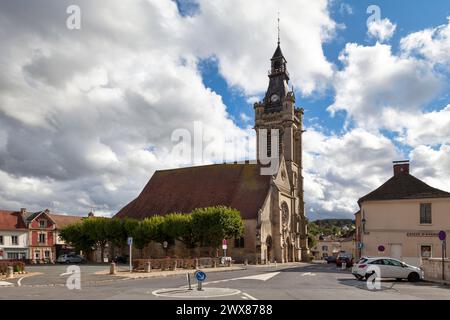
[270,94,280,103]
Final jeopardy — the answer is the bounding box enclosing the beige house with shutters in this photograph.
[355,161,450,267]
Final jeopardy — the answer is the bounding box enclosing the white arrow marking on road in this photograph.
[301,272,316,276]
[0,281,13,286]
[234,272,280,282]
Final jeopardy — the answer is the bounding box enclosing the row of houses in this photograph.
[310,235,355,260]
[0,208,83,263]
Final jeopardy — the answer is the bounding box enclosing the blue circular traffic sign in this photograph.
[194,270,206,282]
[439,231,446,241]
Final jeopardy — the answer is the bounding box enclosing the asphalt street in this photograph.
[1,263,449,300]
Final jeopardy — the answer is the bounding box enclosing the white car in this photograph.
[351,257,424,282]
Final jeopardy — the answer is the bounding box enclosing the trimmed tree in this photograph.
[82,217,110,262]
[191,206,244,256]
[132,215,166,256]
[59,222,95,256]
[161,213,197,256]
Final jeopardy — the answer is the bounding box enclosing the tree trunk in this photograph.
[100,245,105,263]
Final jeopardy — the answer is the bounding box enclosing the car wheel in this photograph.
[364,272,375,280]
[407,272,420,282]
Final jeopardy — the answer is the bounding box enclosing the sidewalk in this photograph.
[95,261,308,279]
[96,265,246,279]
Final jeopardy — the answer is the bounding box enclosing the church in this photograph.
[116,40,309,263]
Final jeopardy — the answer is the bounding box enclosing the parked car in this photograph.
[56,254,85,264]
[336,253,354,267]
[324,256,337,264]
[113,255,128,264]
[351,257,424,282]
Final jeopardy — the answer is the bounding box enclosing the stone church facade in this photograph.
[115,42,308,263]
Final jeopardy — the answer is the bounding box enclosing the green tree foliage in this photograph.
[82,217,110,262]
[162,213,196,248]
[192,206,244,254]
[59,222,95,254]
[307,219,355,239]
[59,206,245,260]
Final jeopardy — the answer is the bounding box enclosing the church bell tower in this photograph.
[253,31,309,261]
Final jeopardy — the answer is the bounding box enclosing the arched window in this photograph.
[281,202,289,227]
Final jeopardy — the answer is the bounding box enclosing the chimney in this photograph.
[20,208,27,215]
[393,160,409,176]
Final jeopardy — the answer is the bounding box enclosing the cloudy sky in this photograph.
[0,0,449,220]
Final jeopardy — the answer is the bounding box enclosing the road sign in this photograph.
[127,237,133,246]
[378,245,385,252]
[194,270,207,282]
[439,231,446,241]
[222,244,228,250]
[357,242,364,249]
[222,239,227,246]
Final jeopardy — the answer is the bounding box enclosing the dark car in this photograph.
[113,255,128,264]
[324,256,337,264]
[336,253,353,267]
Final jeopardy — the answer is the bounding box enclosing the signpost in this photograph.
[222,239,228,258]
[439,231,446,281]
[127,237,133,273]
[194,270,206,291]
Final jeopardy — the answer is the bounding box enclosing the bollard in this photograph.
[274,260,277,268]
[110,262,116,275]
[227,258,232,267]
[171,260,177,271]
[244,259,248,266]
[145,261,151,273]
[213,259,217,268]
[7,266,14,279]
[342,262,347,270]
[187,273,193,290]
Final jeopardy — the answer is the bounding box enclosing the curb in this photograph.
[103,266,248,280]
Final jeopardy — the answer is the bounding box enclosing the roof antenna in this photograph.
[277,11,281,46]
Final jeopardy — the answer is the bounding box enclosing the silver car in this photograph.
[56,254,85,264]
[352,256,424,282]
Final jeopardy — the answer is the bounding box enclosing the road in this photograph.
[0,263,449,300]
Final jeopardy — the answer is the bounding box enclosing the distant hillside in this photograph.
[308,218,355,238]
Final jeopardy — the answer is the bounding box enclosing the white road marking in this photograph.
[17,276,27,287]
[301,272,316,276]
[235,272,280,282]
[242,296,248,299]
[242,292,258,300]
[0,281,13,287]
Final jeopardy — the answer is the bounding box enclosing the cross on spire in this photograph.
[277,11,280,45]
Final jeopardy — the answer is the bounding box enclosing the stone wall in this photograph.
[422,258,450,283]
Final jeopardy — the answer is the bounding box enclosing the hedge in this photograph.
[0,260,26,274]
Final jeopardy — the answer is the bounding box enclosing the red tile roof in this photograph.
[359,172,450,205]
[49,214,83,229]
[115,163,272,220]
[0,210,27,230]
